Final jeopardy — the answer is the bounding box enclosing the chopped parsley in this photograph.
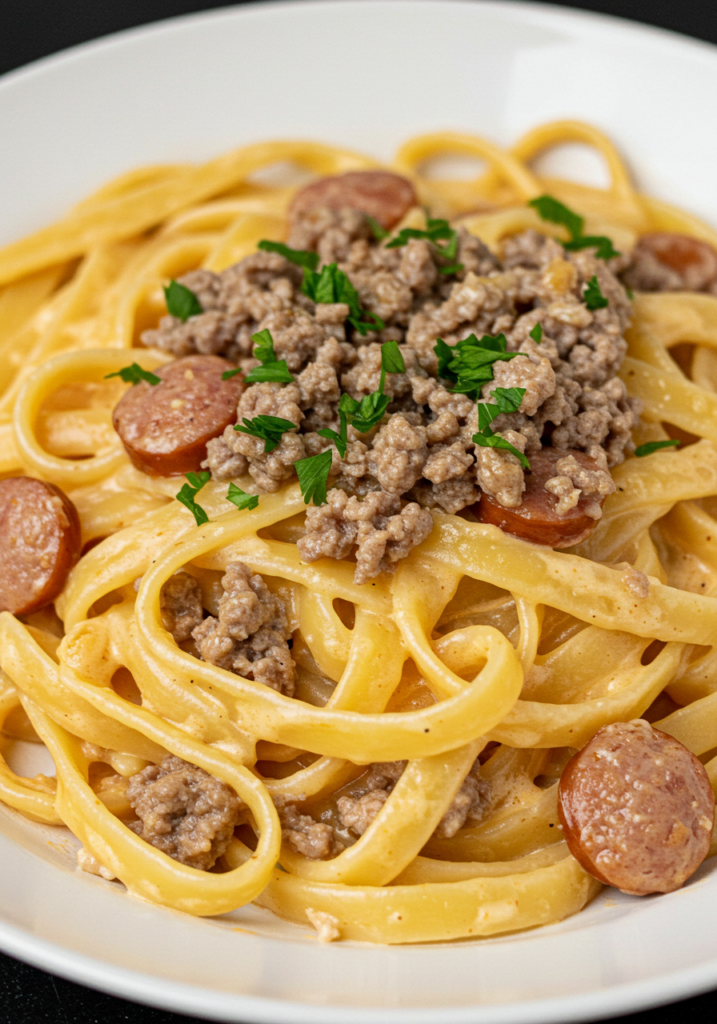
[338,341,407,434]
[529,323,543,344]
[634,439,681,457]
[164,279,202,321]
[234,415,297,453]
[105,363,160,386]
[295,448,333,506]
[366,216,389,241]
[175,471,211,526]
[226,483,260,510]
[386,217,463,274]
[473,387,529,468]
[224,328,294,385]
[528,194,619,262]
[583,275,609,310]
[301,262,385,336]
[257,240,320,271]
[434,333,522,399]
[317,405,349,458]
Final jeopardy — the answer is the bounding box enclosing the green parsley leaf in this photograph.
[105,363,161,386]
[164,280,203,322]
[434,338,455,381]
[257,240,320,271]
[175,471,211,526]
[472,431,530,469]
[529,323,543,344]
[528,195,584,241]
[583,275,609,310]
[564,235,621,260]
[295,448,333,506]
[317,407,349,458]
[634,439,681,457]
[528,195,619,261]
[339,390,390,434]
[227,329,295,385]
[385,217,463,273]
[301,263,385,336]
[226,483,260,510]
[478,401,501,434]
[625,286,635,300]
[365,216,389,241]
[381,340,406,375]
[490,386,526,415]
[234,415,297,453]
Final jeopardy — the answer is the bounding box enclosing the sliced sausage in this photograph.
[559,720,714,895]
[289,170,417,230]
[475,448,605,548]
[633,232,717,292]
[112,355,244,477]
[0,477,82,615]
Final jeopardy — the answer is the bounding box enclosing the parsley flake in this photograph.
[366,216,389,241]
[634,439,681,457]
[226,483,260,510]
[584,275,609,310]
[434,333,522,398]
[339,390,390,435]
[528,194,620,262]
[105,363,160,386]
[234,415,297,453]
[317,405,349,458]
[386,217,463,273]
[175,470,211,526]
[472,431,530,469]
[301,262,385,336]
[257,240,319,271]
[529,323,543,344]
[237,328,294,385]
[295,448,333,506]
[164,280,202,322]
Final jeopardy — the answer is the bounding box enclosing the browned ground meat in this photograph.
[144,207,639,581]
[192,561,295,695]
[276,797,343,859]
[160,571,203,643]
[126,755,241,869]
[621,233,717,295]
[336,759,491,840]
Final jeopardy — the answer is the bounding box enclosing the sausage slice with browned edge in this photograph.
[0,477,82,615]
[475,448,606,548]
[559,720,715,895]
[634,232,717,292]
[290,170,417,230]
[113,355,244,477]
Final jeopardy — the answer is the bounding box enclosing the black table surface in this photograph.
[2,0,717,1021]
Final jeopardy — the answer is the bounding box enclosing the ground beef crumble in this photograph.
[126,754,241,870]
[192,561,295,696]
[143,205,642,582]
[159,562,296,695]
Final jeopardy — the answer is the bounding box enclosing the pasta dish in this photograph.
[1,120,716,943]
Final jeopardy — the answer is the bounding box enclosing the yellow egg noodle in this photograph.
[1,119,717,944]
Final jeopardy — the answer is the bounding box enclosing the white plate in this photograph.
[2,2,717,1020]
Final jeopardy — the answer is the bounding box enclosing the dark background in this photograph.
[1,0,716,1021]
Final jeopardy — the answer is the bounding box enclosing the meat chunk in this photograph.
[559,720,715,895]
[298,489,433,584]
[476,448,612,548]
[289,170,417,230]
[276,799,342,859]
[368,415,428,494]
[0,477,81,615]
[192,561,295,696]
[126,755,241,870]
[160,571,203,643]
[622,232,717,294]
[112,355,245,477]
[337,760,491,839]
